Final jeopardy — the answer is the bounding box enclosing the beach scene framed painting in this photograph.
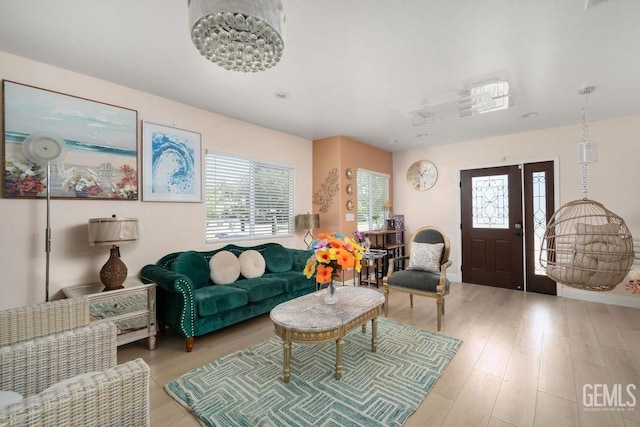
[142,121,202,202]
[2,80,138,199]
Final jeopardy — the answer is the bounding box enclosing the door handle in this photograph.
[513,221,523,236]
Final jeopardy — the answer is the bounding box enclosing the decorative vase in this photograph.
[324,282,338,305]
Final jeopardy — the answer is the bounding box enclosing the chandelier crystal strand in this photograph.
[581,106,589,199]
[189,0,285,72]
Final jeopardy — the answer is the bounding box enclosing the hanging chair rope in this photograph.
[580,106,589,199]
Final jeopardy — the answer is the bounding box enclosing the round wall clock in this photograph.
[345,168,353,179]
[406,160,438,191]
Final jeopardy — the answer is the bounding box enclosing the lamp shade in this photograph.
[295,213,319,231]
[88,216,138,246]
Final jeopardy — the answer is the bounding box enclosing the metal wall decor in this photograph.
[312,167,339,213]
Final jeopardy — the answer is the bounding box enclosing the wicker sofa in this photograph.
[141,242,315,352]
[0,298,150,427]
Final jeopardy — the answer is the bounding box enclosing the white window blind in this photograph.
[205,152,294,242]
[356,169,389,231]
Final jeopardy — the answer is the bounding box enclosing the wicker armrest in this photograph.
[0,298,90,346]
[0,322,117,397]
[0,358,150,427]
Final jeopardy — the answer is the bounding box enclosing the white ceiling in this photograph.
[1,0,639,152]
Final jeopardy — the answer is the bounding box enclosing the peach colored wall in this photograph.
[312,136,392,236]
[392,116,640,305]
[312,137,342,233]
[0,51,313,309]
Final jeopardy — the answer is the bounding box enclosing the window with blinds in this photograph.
[356,169,389,231]
[205,152,294,242]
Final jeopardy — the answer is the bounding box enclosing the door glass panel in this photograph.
[472,175,509,229]
[532,171,547,275]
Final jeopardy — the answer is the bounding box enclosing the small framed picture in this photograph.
[142,121,202,202]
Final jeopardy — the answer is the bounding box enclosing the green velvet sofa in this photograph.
[140,243,314,352]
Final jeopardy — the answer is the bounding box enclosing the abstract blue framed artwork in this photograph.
[2,80,138,199]
[142,121,202,202]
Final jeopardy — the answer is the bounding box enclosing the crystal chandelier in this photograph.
[188,0,286,72]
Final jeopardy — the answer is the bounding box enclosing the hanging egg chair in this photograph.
[539,86,634,291]
[540,199,634,291]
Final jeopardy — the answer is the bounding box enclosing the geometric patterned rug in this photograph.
[165,318,462,427]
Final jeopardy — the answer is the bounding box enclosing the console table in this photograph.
[62,278,156,350]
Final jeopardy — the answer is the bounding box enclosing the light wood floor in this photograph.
[118,282,640,426]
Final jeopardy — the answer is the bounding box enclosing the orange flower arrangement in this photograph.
[303,232,364,284]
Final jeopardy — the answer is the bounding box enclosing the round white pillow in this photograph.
[209,251,241,285]
[239,250,266,279]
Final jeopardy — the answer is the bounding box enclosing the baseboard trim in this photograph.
[559,285,640,308]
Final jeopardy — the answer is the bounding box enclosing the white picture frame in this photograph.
[142,121,202,202]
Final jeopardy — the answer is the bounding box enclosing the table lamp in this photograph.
[295,213,320,247]
[88,215,138,291]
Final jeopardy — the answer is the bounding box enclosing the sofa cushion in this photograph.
[209,250,241,285]
[239,250,266,279]
[194,285,249,317]
[228,277,286,302]
[263,244,293,273]
[264,271,314,293]
[291,249,313,271]
[407,242,443,273]
[171,251,210,289]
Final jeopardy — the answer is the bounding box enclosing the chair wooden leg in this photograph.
[383,285,389,317]
[436,296,443,331]
[409,294,414,308]
[185,337,195,352]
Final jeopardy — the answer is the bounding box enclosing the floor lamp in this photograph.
[22,132,67,302]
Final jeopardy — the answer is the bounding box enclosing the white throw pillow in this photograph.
[239,250,266,279]
[407,242,444,273]
[209,251,241,285]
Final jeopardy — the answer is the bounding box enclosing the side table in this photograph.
[360,249,387,288]
[62,278,156,350]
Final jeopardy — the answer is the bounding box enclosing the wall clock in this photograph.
[406,160,438,191]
